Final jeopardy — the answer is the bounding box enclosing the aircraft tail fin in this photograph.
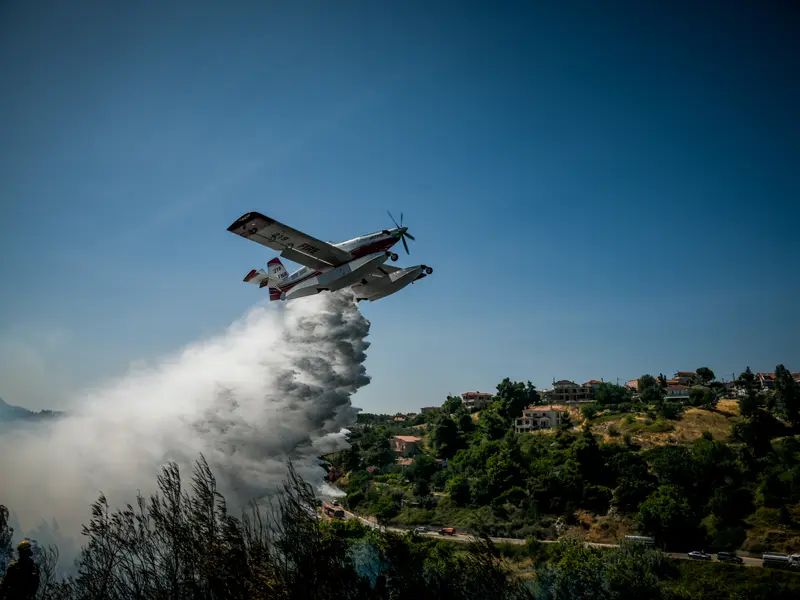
[266,258,288,302]
[242,258,287,301]
[267,257,289,285]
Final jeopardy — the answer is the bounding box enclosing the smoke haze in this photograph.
[0,291,369,556]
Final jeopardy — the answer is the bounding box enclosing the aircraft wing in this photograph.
[227,211,353,269]
[365,264,403,278]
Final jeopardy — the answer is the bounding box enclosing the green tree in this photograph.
[637,485,696,548]
[431,415,465,459]
[446,474,472,506]
[479,408,509,440]
[646,446,698,493]
[343,443,362,472]
[405,453,438,484]
[441,395,463,415]
[595,383,631,406]
[639,375,665,407]
[495,378,539,424]
[363,437,397,468]
[737,367,762,417]
[413,479,430,498]
[688,387,718,410]
[456,411,475,435]
[773,364,800,428]
[695,367,715,385]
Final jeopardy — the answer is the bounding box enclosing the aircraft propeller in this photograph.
[387,210,415,254]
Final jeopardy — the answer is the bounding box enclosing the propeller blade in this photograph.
[387,210,400,229]
[402,235,409,254]
[400,212,404,227]
[404,232,415,241]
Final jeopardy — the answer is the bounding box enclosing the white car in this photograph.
[688,551,712,561]
[414,526,428,534]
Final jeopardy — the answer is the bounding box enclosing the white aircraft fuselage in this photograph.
[227,211,432,303]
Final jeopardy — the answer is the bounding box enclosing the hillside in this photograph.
[331,372,800,557]
[587,399,740,448]
[0,397,66,427]
[0,397,35,419]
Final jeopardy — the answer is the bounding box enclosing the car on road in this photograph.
[717,551,743,564]
[438,527,456,536]
[688,551,712,561]
[414,526,428,534]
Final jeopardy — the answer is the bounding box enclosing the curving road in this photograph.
[339,509,764,568]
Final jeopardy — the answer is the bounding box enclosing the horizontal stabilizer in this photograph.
[243,269,270,288]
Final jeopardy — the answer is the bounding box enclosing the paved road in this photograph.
[340,509,763,567]
[669,553,762,568]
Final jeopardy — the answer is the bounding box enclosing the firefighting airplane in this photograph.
[226,210,433,302]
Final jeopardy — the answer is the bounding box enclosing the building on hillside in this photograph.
[514,406,566,433]
[461,391,494,409]
[625,378,640,392]
[665,385,690,400]
[551,380,594,403]
[583,380,604,394]
[390,435,421,457]
[757,372,776,390]
[392,415,407,422]
[420,406,438,413]
[755,371,800,391]
[673,371,696,386]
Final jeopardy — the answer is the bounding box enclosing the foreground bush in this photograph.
[1,456,533,599]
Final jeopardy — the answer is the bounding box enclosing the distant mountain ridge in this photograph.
[0,397,66,421]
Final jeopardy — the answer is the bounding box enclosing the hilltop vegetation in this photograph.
[3,456,800,599]
[1,367,799,598]
[330,367,800,554]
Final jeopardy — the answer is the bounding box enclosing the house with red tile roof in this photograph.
[390,435,421,457]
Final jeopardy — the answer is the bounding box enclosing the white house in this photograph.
[515,406,566,433]
[666,385,690,400]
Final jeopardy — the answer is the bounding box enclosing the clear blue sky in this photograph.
[1,1,798,412]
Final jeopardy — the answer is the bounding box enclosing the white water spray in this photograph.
[0,291,370,554]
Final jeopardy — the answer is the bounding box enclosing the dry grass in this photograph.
[588,399,740,448]
[564,509,638,545]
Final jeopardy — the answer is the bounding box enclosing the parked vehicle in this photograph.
[322,503,345,519]
[437,527,456,536]
[762,553,800,569]
[717,551,743,564]
[688,551,712,561]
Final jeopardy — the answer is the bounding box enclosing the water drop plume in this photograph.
[0,290,370,547]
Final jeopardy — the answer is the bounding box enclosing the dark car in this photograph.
[688,550,712,561]
[717,551,744,564]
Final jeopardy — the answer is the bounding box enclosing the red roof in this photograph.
[462,392,493,397]
[394,435,421,443]
[583,380,603,385]
[667,385,689,390]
